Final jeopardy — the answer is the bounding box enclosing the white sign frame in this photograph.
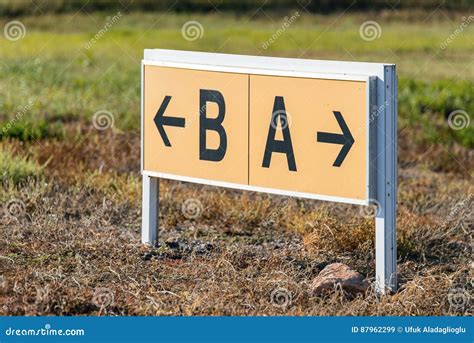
[140,49,397,294]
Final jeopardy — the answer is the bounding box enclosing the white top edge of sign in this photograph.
[144,49,393,78]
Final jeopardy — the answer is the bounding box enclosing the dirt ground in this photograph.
[1,127,472,316]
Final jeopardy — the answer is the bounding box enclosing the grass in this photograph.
[1,118,64,141]
[0,146,42,185]
[0,11,473,147]
[1,136,472,315]
[398,78,474,149]
[0,9,473,316]
[0,128,472,316]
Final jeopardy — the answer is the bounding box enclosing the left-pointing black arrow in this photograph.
[316,111,355,167]
[154,95,185,147]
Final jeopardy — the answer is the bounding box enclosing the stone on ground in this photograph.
[311,263,369,296]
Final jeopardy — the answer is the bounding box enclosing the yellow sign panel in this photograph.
[143,66,368,202]
[143,66,249,184]
[249,75,367,200]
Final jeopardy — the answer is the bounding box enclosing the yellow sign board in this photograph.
[249,75,367,200]
[143,66,248,185]
[141,50,398,295]
[143,65,370,203]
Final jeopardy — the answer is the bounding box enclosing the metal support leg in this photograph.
[375,215,397,294]
[142,175,159,245]
[375,66,397,294]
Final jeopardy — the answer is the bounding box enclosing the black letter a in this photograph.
[199,89,227,162]
[262,96,297,171]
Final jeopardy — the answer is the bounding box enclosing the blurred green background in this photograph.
[0,0,473,153]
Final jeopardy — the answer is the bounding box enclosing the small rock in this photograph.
[310,263,369,296]
[193,242,214,255]
[162,239,216,257]
[142,251,157,261]
[165,240,182,250]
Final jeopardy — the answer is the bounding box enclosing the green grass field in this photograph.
[0,9,473,316]
[1,11,473,145]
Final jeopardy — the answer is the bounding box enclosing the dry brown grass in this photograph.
[0,128,472,316]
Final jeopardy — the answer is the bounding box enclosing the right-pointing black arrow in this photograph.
[316,111,355,167]
[154,95,185,147]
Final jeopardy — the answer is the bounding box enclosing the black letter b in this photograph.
[199,89,227,162]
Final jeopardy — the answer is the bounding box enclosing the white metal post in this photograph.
[375,66,397,294]
[141,175,159,245]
